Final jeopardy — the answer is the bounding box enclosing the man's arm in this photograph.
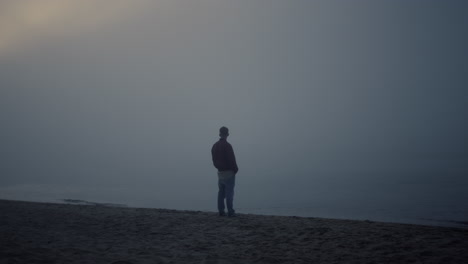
[228,144,238,174]
[211,145,218,170]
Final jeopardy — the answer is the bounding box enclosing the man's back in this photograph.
[211,138,238,173]
[212,126,238,217]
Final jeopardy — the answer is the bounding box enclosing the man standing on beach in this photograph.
[211,126,239,217]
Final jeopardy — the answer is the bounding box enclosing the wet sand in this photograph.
[1,199,467,263]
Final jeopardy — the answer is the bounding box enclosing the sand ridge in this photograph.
[1,199,467,263]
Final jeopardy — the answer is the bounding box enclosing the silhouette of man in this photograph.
[211,126,238,217]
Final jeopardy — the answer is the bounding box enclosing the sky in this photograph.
[1,0,467,216]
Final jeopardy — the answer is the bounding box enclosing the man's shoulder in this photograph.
[214,139,228,144]
[212,139,231,148]
[222,140,232,147]
[212,140,223,147]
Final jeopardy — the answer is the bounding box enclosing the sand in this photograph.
[1,199,467,264]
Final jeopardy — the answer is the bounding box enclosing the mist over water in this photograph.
[1,1,468,227]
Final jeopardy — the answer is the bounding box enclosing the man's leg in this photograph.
[225,173,236,216]
[217,181,226,215]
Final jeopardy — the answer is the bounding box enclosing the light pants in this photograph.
[217,170,236,215]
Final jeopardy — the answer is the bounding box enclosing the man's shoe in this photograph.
[219,212,226,216]
[227,213,236,217]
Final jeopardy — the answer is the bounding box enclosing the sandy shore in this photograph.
[1,199,467,264]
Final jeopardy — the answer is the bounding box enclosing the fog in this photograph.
[1,1,467,222]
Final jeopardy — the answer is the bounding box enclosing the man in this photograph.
[211,126,238,217]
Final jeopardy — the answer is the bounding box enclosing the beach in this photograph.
[1,199,467,264]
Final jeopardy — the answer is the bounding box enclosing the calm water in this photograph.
[1,182,467,229]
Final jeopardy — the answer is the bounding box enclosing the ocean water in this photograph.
[1,182,467,229]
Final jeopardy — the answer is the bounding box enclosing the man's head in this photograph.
[219,126,229,139]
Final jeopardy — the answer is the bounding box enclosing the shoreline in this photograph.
[4,196,467,229]
[1,199,468,263]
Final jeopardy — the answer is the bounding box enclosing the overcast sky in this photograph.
[1,0,467,211]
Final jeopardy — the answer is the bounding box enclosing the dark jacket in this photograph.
[211,138,238,173]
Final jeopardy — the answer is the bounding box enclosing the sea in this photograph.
[1,183,467,229]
